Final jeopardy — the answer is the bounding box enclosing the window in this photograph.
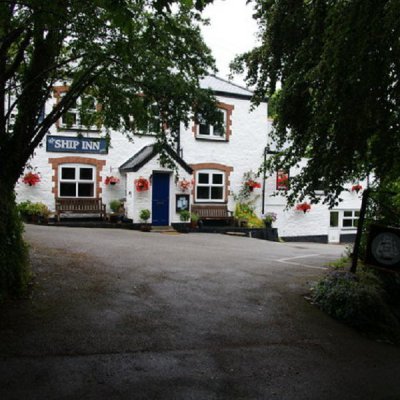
[330,211,339,227]
[276,170,289,190]
[196,109,227,140]
[342,210,360,228]
[136,104,162,136]
[59,164,95,198]
[58,92,99,130]
[196,170,225,202]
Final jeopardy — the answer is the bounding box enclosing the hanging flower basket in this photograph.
[22,172,41,186]
[295,202,311,213]
[351,184,363,193]
[105,176,120,185]
[178,178,192,192]
[135,177,150,192]
[245,179,261,192]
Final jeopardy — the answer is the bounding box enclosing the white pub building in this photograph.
[15,76,362,243]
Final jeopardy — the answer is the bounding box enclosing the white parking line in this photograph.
[276,254,328,270]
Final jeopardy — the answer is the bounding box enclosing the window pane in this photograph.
[198,173,209,184]
[212,174,223,184]
[61,112,77,126]
[330,211,339,227]
[197,186,209,199]
[353,219,358,227]
[199,123,210,135]
[213,126,224,137]
[343,219,353,227]
[344,211,352,217]
[61,167,75,180]
[60,183,76,197]
[80,168,93,180]
[211,187,223,200]
[78,183,94,197]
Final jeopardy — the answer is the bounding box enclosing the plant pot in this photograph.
[140,224,152,232]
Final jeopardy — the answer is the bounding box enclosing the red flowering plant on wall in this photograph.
[135,177,150,192]
[295,202,311,213]
[104,176,120,185]
[177,178,192,192]
[351,184,363,193]
[22,172,41,186]
[245,179,261,192]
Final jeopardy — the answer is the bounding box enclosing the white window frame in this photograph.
[58,164,96,198]
[342,210,360,230]
[196,109,227,140]
[195,170,225,203]
[59,94,98,131]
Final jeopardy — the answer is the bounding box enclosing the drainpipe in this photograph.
[262,148,267,215]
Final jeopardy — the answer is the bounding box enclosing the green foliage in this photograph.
[190,212,200,222]
[139,209,151,222]
[233,0,400,206]
[0,191,30,302]
[234,203,264,228]
[109,200,123,214]
[311,266,399,332]
[267,89,281,120]
[17,201,50,220]
[179,210,191,221]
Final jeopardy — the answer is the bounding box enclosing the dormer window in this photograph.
[193,102,234,142]
[54,86,100,131]
[197,109,227,139]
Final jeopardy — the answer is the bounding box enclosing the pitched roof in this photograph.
[200,75,254,100]
[119,143,193,174]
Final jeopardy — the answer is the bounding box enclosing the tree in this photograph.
[232,0,400,206]
[0,0,219,299]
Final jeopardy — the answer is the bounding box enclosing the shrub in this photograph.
[139,209,151,222]
[17,201,50,220]
[179,210,191,222]
[311,267,398,331]
[109,199,122,213]
[234,202,264,228]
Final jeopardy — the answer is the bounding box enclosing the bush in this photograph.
[234,202,264,228]
[311,267,399,331]
[17,201,50,221]
[109,199,123,213]
[0,192,31,302]
[179,210,191,222]
[139,209,151,222]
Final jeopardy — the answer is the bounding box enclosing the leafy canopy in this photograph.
[0,0,219,184]
[232,0,400,206]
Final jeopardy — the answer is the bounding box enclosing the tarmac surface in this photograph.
[0,225,399,399]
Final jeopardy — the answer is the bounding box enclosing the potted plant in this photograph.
[190,212,200,229]
[139,208,151,231]
[22,171,41,186]
[178,178,192,192]
[351,184,363,193]
[109,199,124,222]
[17,201,50,224]
[105,176,120,185]
[135,177,150,192]
[179,210,191,222]
[244,179,261,192]
[295,202,311,213]
[263,212,277,228]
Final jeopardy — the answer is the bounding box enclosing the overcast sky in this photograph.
[201,0,259,87]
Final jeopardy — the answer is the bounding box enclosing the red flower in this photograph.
[245,179,261,191]
[351,184,362,193]
[135,177,150,192]
[105,176,120,185]
[178,178,191,191]
[22,172,41,186]
[295,202,311,213]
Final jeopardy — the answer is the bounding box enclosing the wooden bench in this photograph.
[55,198,106,221]
[191,205,234,224]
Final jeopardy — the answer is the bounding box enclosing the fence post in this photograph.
[351,189,370,273]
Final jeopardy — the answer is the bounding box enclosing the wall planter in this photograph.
[22,172,41,186]
[105,176,120,185]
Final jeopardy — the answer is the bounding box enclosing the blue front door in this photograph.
[152,173,170,226]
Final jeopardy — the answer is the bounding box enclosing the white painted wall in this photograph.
[14,78,362,240]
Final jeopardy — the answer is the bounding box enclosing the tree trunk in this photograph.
[0,178,30,301]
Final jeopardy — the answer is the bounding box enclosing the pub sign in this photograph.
[46,135,108,154]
